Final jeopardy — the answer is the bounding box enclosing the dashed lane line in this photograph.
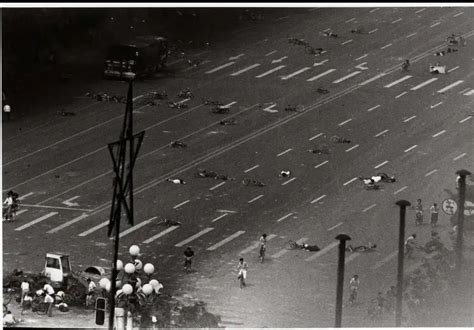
[430,22,441,28]
[265,50,277,56]
[384,75,412,88]
[305,241,338,262]
[394,186,408,195]
[20,203,91,212]
[404,145,418,152]
[345,144,359,152]
[372,250,398,269]
[309,132,324,140]
[281,67,311,80]
[205,62,235,74]
[173,200,190,209]
[175,227,214,247]
[345,252,361,264]
[453,11,464,17]
[282,177,297,186]
[15,212,58,231]
[448,66,459,73]
[314,160,329,169]
[392,18,402,24]
[459,116,472,123]
[425,169,438,177]
[368,28,378,34]
[464,89,474,96]
[210,182,226,191]
[411,77,438,90]
[403,115,416,122]
[453,153,466,161]
[272,237,307,258]
[18,192,34,201]
[239,234,278,255]
[437,80,464,93]
[345,17,356,23]
[327,222,343,231]
[374,129,389,137]
[311,195,327,204]
[276,213,294,223]
[78,221,108,237]
[143,226,179,244]
[276,15,290,21]
[380,43,392,50]
[47,213,88,234]
[343,177,358,186]
[459,88,471,94]
[248,195,264,203]
[430,102,443,109]
[432,130,446,138]
[341,39,353,45]
[333,71,361,84]
[307,69,336,82]
[207,230,246,251]
[338,118,352,126]
[277,148,293,156]
[367,104,381,112]
[363,203,377,213]
[406,32,417,38]
[374,161,388,169]
[15,209,28,216]
[415,8,426,14]
[395,91,408,98]
[359,73,386,86]
[369,8,380,13]
[211,213,229,223]
[244,165,259,173]
[230,63,261,76]
[355,54,368,61]
[256,65,286,78]
[117,217,156,239]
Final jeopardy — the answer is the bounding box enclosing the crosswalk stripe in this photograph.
[394,186,408,195]
[367,104,381,112]
[256,65,286,78]
[309,132,323,140]
[305,241,338,261]
[459,116,472,123]
[411,78,438,90]
[276,213,294,222]
[345,144,359,152]
[343,177,358,186]
[282,177,296,186]
[211,213,229,223]
[374,161,388,169]
[404,145,418,152]
[47,213,88,233]
[118,217,156,239]
[380,43,392,49]
[15,209,28,216]
[207,230,245,251]
[248,194,264,203]
[18,192,34,201]
[453,153,466,161]
[384,75,412,88]
[210,181,226,191]
[78,221,108,237]
[281,67,311,80]
[230,64,261,76]
[359,73,386,86]
[311,195,326,204]
[437,80,464,93]
[143,226,179,244]
[314,160,329,169]
[239,234,277,255]
[15,212,58,231]
[244,164,259,173]
[272,237,307,258]
[175,227,214,247]
[374,129,389,137]
[333,71,361,83]
[205,62,235,74]
[277,148,292,156]
[307,69,336,81]
[372,250,399,269]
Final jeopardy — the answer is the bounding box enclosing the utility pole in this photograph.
[334,234,351,328]
[455,169,471,275]
[107,81,145,330]
[395,200,410,327]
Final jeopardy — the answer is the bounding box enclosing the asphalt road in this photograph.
[3,6,474,327]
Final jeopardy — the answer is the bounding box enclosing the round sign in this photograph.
[442,199,457,215]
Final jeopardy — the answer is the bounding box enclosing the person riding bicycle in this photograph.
[184,247,194,271]
[259,234,267,262]
[404,234,417,258]
[3,190,19,221]
[346,242,377,252]
[279,169,291,178]
[178,88,193,98]
[167,178,187,185]
[401,59,410,71]
[348,275,360,305]
[302,243,321,251]
[414,199,423,225]
[170,140,187,148]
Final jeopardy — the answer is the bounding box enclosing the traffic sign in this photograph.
[442,199,457,215]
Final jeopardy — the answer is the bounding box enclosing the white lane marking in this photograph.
[277,15,290,20]
[381,43,392,50]
[211,213,229,223]
[343,177,358,186]
[355,54,368,61]
[367,105,381,112]
[395,91,408,98]
[394,186,408,195]
[281,67,311,80]
[341,39,353,45]
[176,98,190,104]
[453,11,464,17]
[18,192,34,201]
[307,69,336,81]
[311,195,327,204]
[175,227,214,247]
[78,221,108,237]
[406,32,417,38]
[143,226,179,244]
[239,234,278,255]
[210,181,226,191]
[309,132,324,140]
[369,8,380,13]
[313,59,328,66]
[354,62,369,71]
[248,194,264,203]
[47,213,88,234]
[453,153,466,161]
[256,65,286,78]
[223,101,237,108]
[425,169,438,177]
[265,50,277,56]
[229,53,245,60]
[359,73,386,86]
[345,144,359,152]
[459,116,472,123]
[430,102,443,109]
[345,17,356,23]
[272,56,288,64]
[372,250,398,269]
[333,71,361,83]
[207,230,246,251]
[363,204,377,212]
[464,89,474,96]
[276,213,294,223]
[205,62,235,74]
[263,104,278,113]
[392,18,402,23]
[430,22,441,28]
[15,212,58,231]
[338,118,352,126]
[375,129,389,137]
[133,95,144,101]
[411,77,438,90]
[345,252,361,264]
[368,28,378,34]
[327,222,343,231]
[437,80,464,93]
[403,115,416,122]
[272,237,307,259]
[277,148,293,156]
[305,241,338,262]
[282,177,297,186]
[404,145,418,153]
[432,130,446,137]
[194,50,211,56]
[173,200,190,209]
[15,209,28,216]
[314,160,329,169]
[384,75,412,88]
[230,63,261,76]
[459,88,471,94]
[323,28,331,32]
[415,8,426,13]
[244,165,259,173]
[118,217,156,239]
[62,196,80,207]
[374,161,389,169]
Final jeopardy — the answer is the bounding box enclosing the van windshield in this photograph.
[107,45,138,60]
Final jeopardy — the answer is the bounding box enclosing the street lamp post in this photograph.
[455,169,471,274]
[334,234,351,328]
[395,200,411,327]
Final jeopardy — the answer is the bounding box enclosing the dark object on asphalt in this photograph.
[317,87,329,94]
[170,141,187,148]
[323,31,338,38]
[242,178,266,187]
[211,105,230,114]
[220,118,236,125]
[168,102,188,109]
[57,110,75,116]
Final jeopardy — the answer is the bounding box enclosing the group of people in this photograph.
[3,190,20,222]
[413,199,439,227]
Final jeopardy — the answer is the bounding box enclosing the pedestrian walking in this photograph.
[430,203,439,227]
[85,278,96,308]
[236,258,248,288]
[44,292,55,317]
[404,234,417,259]
[348,274,360,305]
[414,199,423,226]
[20,280,30,306]
[184,246,194,272]
[3,103,11,121]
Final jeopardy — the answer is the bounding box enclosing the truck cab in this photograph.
[44,252,72,287]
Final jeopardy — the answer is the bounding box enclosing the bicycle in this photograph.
[284,104,305,113]
[305,46,323,55]
[259,244,266,263]
[168,102,188,109]
[330,135,351,143]
[307,144,330,155]
[242,178,266,187]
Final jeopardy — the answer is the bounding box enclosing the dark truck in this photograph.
[104,35,168,80]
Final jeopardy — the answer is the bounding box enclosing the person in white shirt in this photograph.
[3,104,11,121]
[43,283,55,296]
[3,311,16,326]
[21,280,30,305]
[86,279,97,307]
